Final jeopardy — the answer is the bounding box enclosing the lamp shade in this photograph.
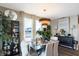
[39,18,50,25]
[42,25,47,28]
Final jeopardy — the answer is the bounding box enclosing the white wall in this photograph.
[70,16,78,41]
[51,19,58,36]
[51,16,79,42]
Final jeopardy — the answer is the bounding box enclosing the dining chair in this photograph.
[40,42,54,56]
[40,41,59,56]
[20,40,29,56]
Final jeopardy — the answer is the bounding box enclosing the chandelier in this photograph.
[39,18,51,28]
[39,18,50,25]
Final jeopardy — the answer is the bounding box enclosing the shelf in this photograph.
[1,20,20,56]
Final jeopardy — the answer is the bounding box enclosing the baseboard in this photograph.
[59,44,72,49]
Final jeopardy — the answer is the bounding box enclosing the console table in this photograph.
[56,36,78,50]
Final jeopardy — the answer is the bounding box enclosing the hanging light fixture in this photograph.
[42,23,47,28]
[39,18,51,28]
[39,9,51,28]
[39,18,50,25]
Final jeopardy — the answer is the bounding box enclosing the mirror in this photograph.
[4,10,17,20]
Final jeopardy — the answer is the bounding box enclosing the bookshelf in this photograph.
[0,15,20,56]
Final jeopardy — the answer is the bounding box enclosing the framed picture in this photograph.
[58,18,69,33]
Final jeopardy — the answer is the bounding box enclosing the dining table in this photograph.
[25,38,59,56]
[27,40,48,56]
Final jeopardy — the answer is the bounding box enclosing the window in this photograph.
[24,17,33,41]
[35,20,42,32]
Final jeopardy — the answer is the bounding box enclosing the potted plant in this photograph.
[0,15,12,45]
[37,25,52,41]
[60,29,66,36]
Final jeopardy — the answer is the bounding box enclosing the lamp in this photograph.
[39,18,50,25]
[42,23,47,28]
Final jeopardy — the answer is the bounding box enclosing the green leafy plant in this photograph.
[0,15,12,41]
[2,33,12,41]
[37,25,52,41]
[60,29,66,35]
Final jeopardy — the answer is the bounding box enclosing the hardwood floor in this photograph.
[0,45,79,56]
[58,45,79,56]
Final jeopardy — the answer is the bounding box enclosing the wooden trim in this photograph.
[78,16,79,24]
[68,16,70,33]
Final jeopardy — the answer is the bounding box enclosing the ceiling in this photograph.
[0,3,79,19]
